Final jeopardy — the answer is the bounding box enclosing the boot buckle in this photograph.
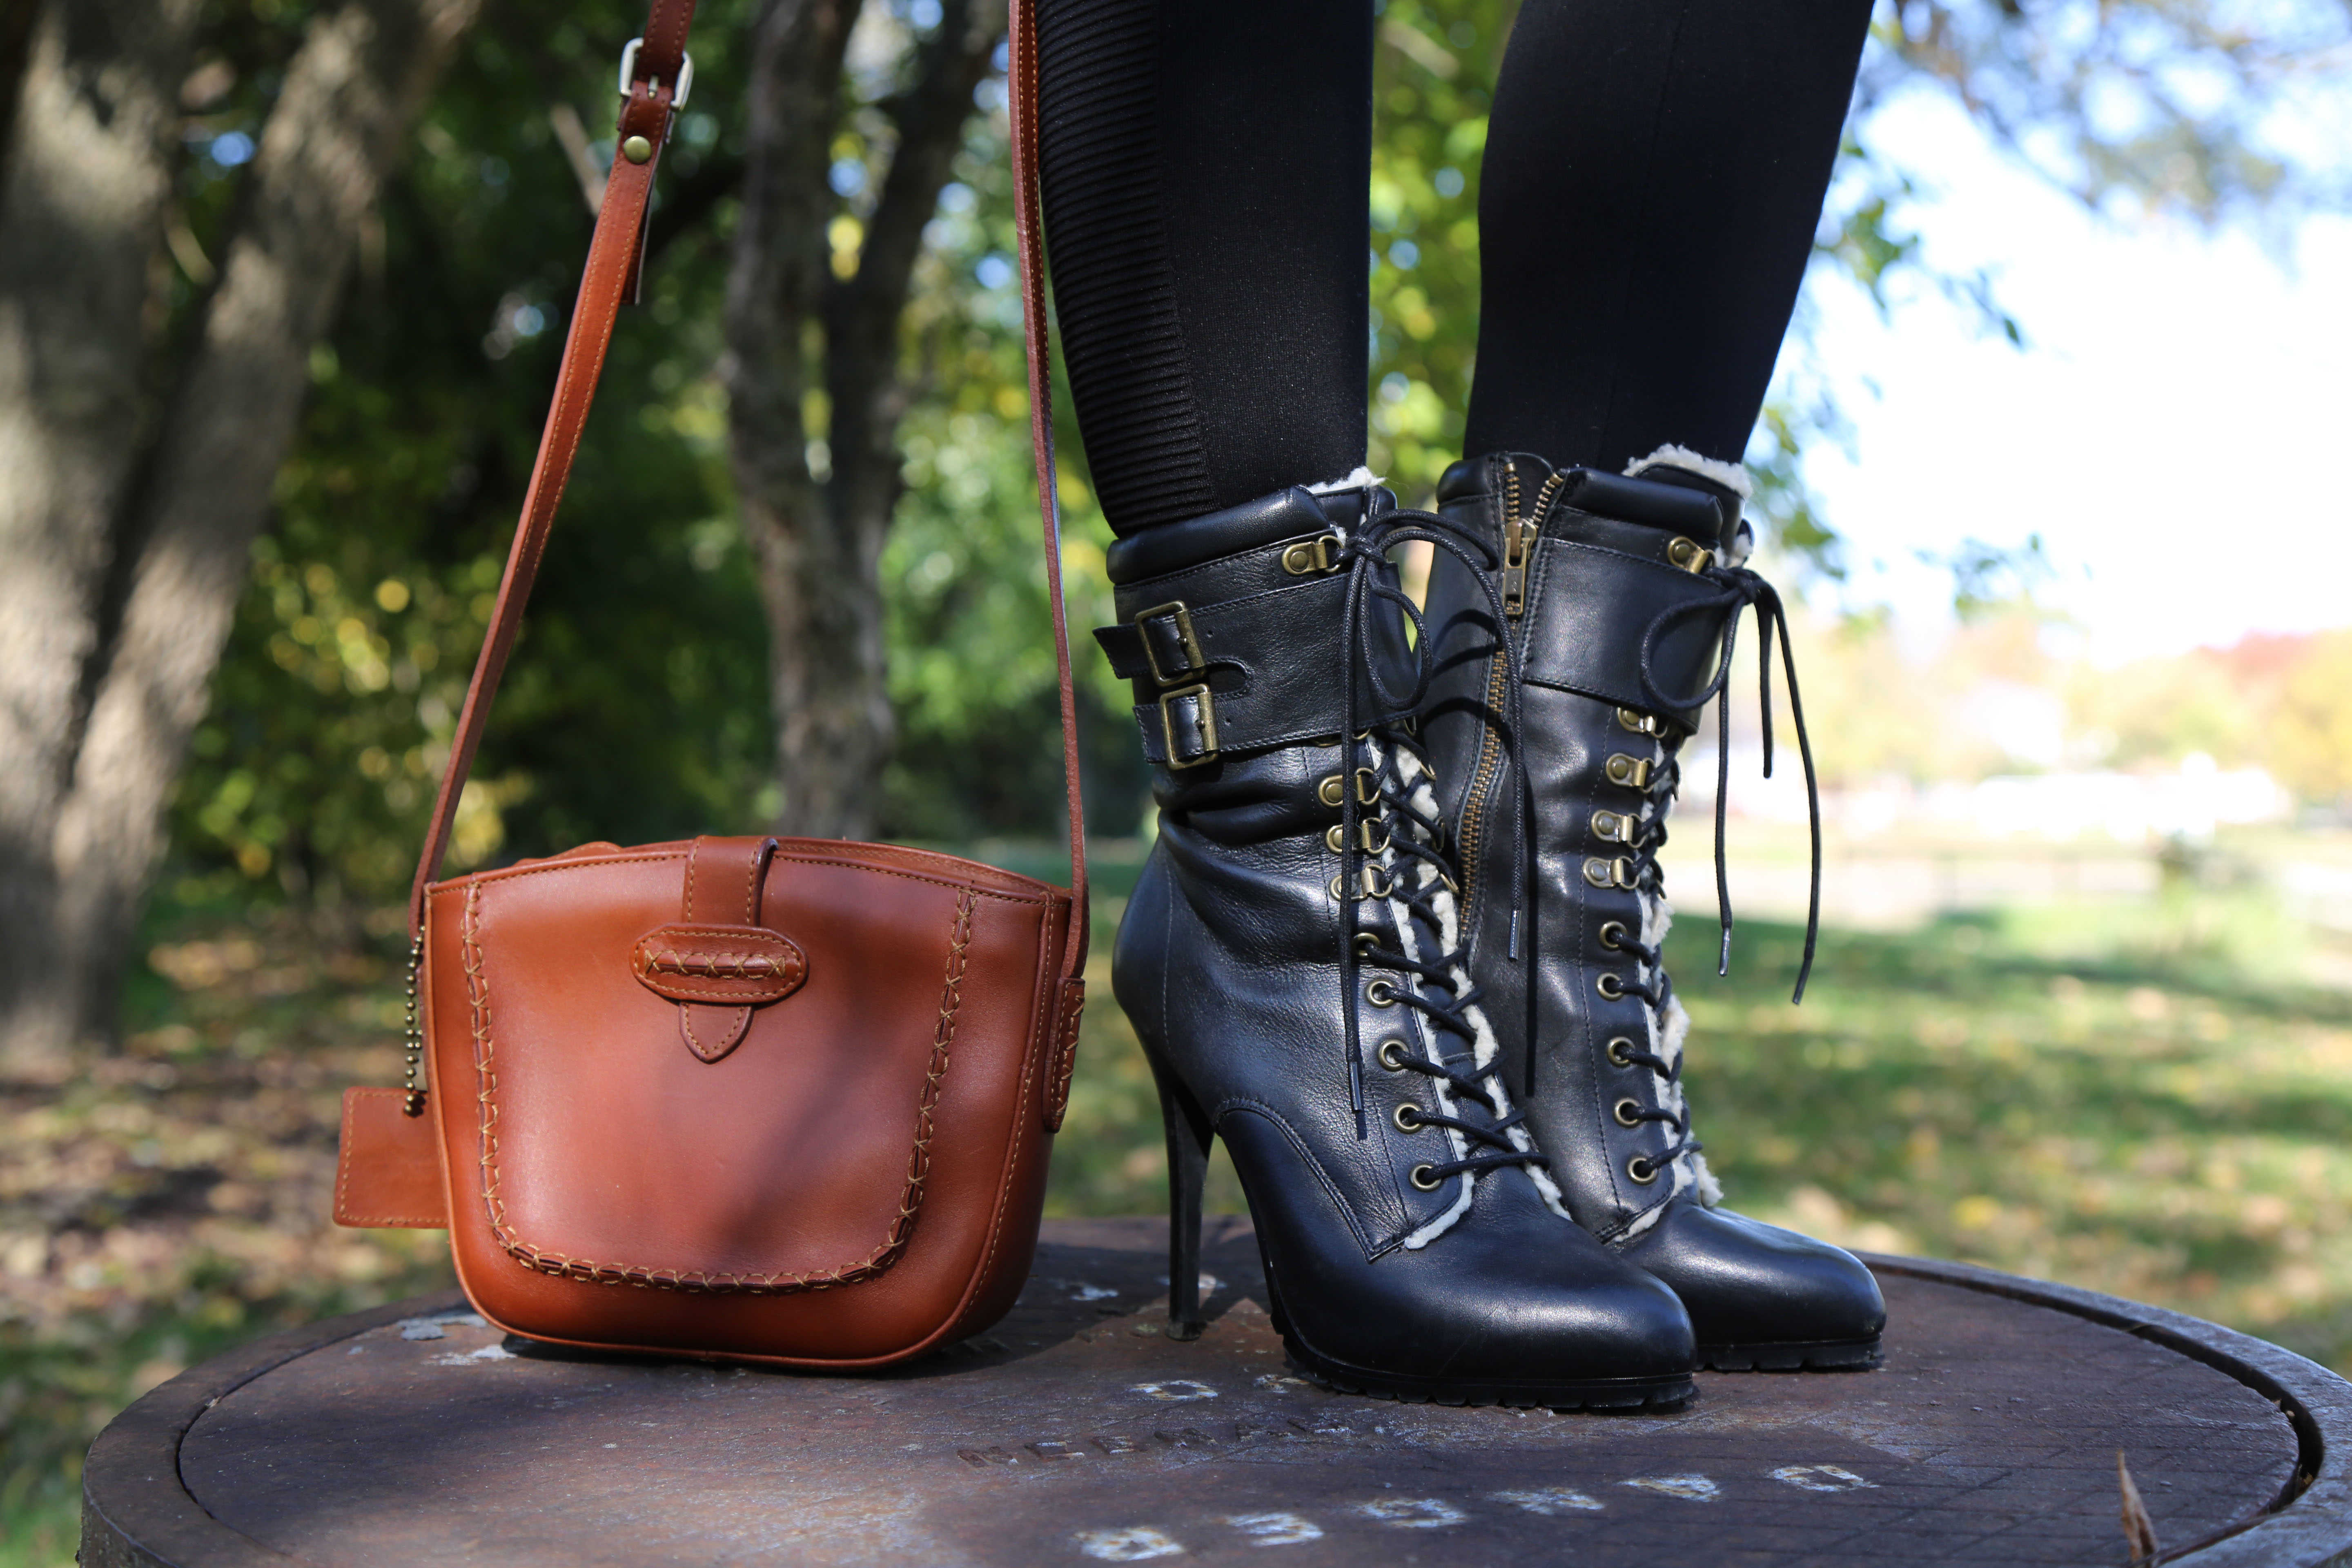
[1158,684,1220,769]
[1133,601,1206,684]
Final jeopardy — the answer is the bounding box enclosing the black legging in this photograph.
[1035,0,1875,535]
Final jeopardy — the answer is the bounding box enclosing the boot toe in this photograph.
[1619,1200,1886,1364]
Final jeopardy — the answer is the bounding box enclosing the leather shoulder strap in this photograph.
[409,0,1089,990]
[1008,0,1087,981]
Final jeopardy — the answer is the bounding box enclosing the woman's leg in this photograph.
[1463,0,1877,472]
[1035,0,1372,535]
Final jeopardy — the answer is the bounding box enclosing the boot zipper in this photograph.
[1454,463,1561,939]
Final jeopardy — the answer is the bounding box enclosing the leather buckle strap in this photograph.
[1157,684,1219,770]
[1133,601,1205,685]
[1130,601,1218,767]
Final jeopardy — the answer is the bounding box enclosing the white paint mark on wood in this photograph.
[430,1343,516,1367]
[1357,1498,1467,1528]
[1129,1379,1217,1401]
[1076,1526,1185,1560]
[1071,1284,1120,1301]
[1621,1474,1718,1501]
[1225,1512,1322,1546]
[1771,1464,1877,1492]
[1490,1487,1604,1516]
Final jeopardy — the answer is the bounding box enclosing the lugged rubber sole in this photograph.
[1699,1337,1882,1372]
[1284,1335,1695,1412]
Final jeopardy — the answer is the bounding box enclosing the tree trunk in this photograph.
[0,0,478,1067]
[727,0,1005,840]
[0,0,202,1069]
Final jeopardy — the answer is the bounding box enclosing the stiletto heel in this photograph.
[1149,1050,1211,1341]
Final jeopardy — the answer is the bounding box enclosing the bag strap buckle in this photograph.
[618,36,694,109]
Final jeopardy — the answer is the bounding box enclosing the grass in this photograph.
[9,844,2352,1562]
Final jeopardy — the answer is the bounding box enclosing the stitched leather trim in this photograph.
[466,883,977,1294]
[1041,975,1085,1132]
[631,923,808,1004]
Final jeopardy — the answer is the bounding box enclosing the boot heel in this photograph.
[1148,1050,1212,1341]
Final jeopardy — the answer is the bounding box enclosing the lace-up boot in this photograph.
[1097,480,1696,1408]
[1419,450,1885,1370]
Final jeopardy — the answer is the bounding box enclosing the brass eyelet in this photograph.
[1378,1039,1410,1071]
[1367,979,1399,1007]
[1327,820,1392,855]
[1666,536,1713,573]
[1596,972,1626,1000]
[1281,532,1343,575]
[1393,1104,1426,1134]
[1614,1098,1644,1127]
[1617,707,1666,736]
[1606,1036,1637,1067]
[1331,866,1395,901]
[1598,920,1628,951]
[1410,1163,1443,1192]
[1318,768,1382,808]
[1354,932,1381,959]
[1604,753,1653,790]
[1626,1155,1659,1185]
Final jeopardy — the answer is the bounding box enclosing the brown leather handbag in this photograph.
[333,0,1087,1369]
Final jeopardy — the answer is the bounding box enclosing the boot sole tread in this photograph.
[1287,1340,1695,1412]
[1699,1337,1883,1372]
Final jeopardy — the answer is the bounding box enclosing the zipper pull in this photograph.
[1502,470,1564,619]
[1501,512,1529,618]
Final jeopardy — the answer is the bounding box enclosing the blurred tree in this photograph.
[7,0,2346,1061]
[0,0,477,1066]
[724,0,1007,839]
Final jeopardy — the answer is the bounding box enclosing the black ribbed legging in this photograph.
[1035,0,1875,535]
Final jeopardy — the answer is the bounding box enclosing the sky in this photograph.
[1793,87,2352,666]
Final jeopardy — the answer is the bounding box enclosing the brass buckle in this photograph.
[1133,601,1205,686]
[1280,534,1343,575]
[1158,683,1219,768]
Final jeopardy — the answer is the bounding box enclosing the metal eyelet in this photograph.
[1366,979,1399,1007]
[1666,536,1713,573]
[1617,707,1666,736]
[1331,866,1395,901]
[1614,1098,1644,1127]
[1378,1039,1410,1071]
[1604,753,1653,789]
[1596,972,1626,1000]
[1393,1104,1426,1134]
[1626,1155,1659,1185]
[1327,820,1392,855]
[1598,920,1628,951]
[1281,533,1343,575]
[1318,769,1381,808]
[1606,1036,1637,1068]
[1583,856,1635,889]
[1410,1163,1443,1192]
[1591,809,1639,845]
[1354,932,1381,958]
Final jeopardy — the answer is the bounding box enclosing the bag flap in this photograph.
[432,840,1055,1293]
[335,1087,448,1228]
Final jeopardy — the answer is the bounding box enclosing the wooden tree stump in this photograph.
[82,1216,2352,1566]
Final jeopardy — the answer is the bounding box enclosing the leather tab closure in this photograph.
[667,835,788,1063]
[633,925,808,1005]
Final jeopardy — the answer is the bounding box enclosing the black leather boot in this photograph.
[1098,481,1696,1408]
[1421,450,1886,1370]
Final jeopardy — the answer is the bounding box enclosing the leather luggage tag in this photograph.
[633,836,806,1062]
[334,1087,447,1228]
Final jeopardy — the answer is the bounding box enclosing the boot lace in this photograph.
[1332,509,1547,1192]
[1637,558,1823,1003]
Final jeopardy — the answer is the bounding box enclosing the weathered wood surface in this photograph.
[83,1216,2352,1566]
